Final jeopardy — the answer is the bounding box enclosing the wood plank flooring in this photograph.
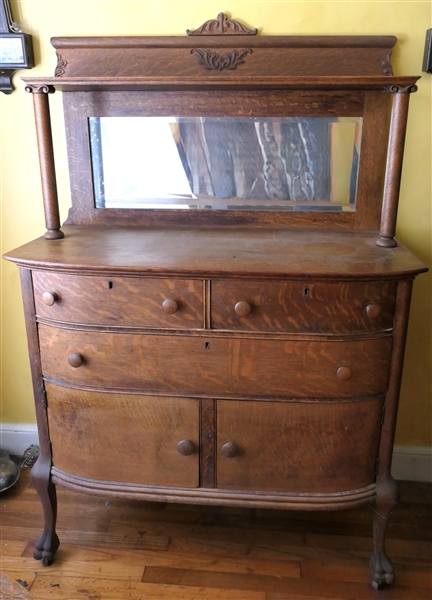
[0,572,37,599]
[1,469,431,599]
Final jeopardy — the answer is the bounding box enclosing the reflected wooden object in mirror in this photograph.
[89,116,361,212]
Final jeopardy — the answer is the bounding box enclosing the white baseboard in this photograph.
[1,425,431,482]
[0,423,39,456]
[391,445,432,483]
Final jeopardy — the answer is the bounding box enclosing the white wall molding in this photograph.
[0,425,431,482]
[0,423,39,456]
[391,445,432,483]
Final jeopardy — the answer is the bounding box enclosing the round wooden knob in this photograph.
[234,301,251,317]
[42,292,57,306]
[68,353,83,368]
[162,299,178,314]
[221,442,239,458]
[336,366,352,381]
[366,303,382,319]
[176,440,194,456]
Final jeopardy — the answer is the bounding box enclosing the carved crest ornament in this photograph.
[188,13,256,71]
[186,12,258,36]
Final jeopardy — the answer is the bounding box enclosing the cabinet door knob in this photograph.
[336,366,352,381]
[176,439,194,456]
[162,299,178,314]
[42,292,57,306]
[68,353,84,368]
[234,301,251,317]
[221,442,239,458]
[366,303,382,319]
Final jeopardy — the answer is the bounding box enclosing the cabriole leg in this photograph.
[370,477,399,589]
[31,455,60,565]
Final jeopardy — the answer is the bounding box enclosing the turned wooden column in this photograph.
[377,85,417,248]
[25,84,64,240]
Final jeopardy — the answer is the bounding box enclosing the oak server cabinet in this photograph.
[4,14,427,589]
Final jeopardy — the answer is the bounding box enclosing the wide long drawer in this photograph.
[39,326,392,398]
[211,280,396,333]
[33,272,204,328]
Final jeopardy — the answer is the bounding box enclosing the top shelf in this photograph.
[22,32,411,84]
[3,226,428,279]
[23,75,419,93]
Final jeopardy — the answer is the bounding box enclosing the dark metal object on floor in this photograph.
[0,445,40,492]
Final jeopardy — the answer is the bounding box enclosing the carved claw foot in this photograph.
[33,530,60,566]
[370,551,395,589]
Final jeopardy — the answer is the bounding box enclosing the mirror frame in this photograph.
[22,18,419,241]
[61,88,389,230]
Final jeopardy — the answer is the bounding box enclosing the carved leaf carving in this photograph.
[379,57,393,76]
[55,53,68,77]
[191,48,252,71]
[187,12,257,36]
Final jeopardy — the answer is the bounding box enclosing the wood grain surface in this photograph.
[46,384,199,487]
[30,90,64,240]
[216,397,384,493]
[210,279,396,333]
[33,272,204,328]
[46,34,398,80]
[39,326,392,399]
[4,227,427,279]
[0,573,36,599]
[354,91,391,230]
[200,399,216,488]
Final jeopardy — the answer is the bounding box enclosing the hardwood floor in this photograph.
[1,468,431,599]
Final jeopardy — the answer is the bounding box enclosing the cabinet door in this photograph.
[45,382,199,488]
[216,398,384,493]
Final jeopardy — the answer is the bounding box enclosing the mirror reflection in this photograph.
[90,116,361,211]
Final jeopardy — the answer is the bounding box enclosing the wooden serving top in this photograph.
[4,227,427,280]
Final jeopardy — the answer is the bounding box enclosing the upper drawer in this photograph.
[210,280,396,333]
[32,272,204,329]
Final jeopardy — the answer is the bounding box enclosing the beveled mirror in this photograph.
[90,116,361,212]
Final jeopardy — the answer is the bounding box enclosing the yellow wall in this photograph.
[1,1,431,446]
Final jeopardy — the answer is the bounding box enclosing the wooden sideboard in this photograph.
[4,15,427,589]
